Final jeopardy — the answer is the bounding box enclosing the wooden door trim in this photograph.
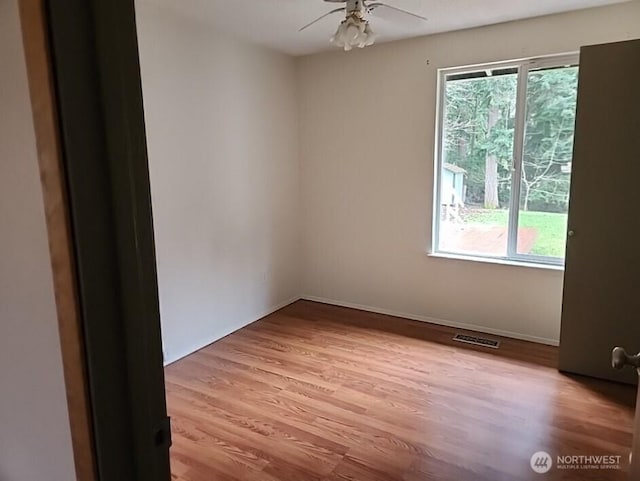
[17,1,96,480]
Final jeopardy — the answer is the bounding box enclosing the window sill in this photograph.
[428,252,565,271]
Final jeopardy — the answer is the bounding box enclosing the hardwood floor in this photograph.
[165,300,635,481]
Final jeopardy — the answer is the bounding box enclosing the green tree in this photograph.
[442,66,578,213]
[443,74,516,209]
[521,67,578,211]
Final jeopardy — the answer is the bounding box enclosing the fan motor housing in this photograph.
[346,0,365,14]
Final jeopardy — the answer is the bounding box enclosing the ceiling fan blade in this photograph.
[299,7,346,31]
[368,3,427,22]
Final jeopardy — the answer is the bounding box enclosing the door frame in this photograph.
[18,1,97,479]
[19,1,171,480]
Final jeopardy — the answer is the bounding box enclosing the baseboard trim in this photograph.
[163,296,301,366]
[301,295,560,347]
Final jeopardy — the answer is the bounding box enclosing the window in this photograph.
[433,55,579,266]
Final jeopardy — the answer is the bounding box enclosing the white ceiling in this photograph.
[140,0,630,56]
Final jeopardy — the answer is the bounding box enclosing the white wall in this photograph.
[136,3,301,364]
[0,0,76,479]
[298,2,640,345]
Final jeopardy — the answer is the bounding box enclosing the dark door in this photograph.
[45,0,172,479]
[559,39,640,384]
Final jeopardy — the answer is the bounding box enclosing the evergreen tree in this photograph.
[443,67,578,212]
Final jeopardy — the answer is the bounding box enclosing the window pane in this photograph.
[516,66,579,259]
[438,70,517,257]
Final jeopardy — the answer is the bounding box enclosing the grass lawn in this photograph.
[464,208,568,257]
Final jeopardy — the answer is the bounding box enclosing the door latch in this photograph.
[153,416,172,449]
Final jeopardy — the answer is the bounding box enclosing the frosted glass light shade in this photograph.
[331,16,376,51]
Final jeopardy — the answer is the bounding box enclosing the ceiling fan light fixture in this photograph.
[330,15,376,51]
[301,0,425,52]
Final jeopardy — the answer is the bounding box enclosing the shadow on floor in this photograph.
[559,371,636,409]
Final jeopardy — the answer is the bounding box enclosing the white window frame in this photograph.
[432,53,580,268]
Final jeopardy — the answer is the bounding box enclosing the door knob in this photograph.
[567,230,575,237]
[611,347,640,370]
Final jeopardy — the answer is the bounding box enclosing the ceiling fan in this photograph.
[300,0,427,51]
